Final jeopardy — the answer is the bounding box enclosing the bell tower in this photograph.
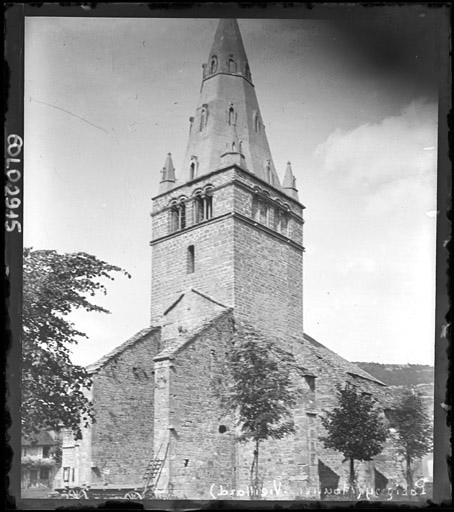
[150,19,304,341]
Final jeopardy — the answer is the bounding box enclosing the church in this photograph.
[60,19,408,500]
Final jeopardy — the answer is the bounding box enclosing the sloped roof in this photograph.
[302,333,386,387]
[86,326,159,374]
[154,309,233,362]
[22,430,55,446]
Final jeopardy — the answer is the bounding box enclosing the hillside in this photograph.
[353,362,434,386]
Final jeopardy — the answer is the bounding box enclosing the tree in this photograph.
[390,389,433,489]
[320,384,388,496]
[216,324,303,498]
[22,248,130,439]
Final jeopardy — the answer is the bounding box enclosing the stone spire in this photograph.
[282,161,299,200]
[182,19,282,188]
[159,152,176,192]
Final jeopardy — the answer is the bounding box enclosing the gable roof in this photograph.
[154,309,233,362]
[163,287,229,316]
[86,326,159,374]
[302,333,386,386]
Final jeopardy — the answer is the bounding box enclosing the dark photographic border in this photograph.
[4,2,451,509]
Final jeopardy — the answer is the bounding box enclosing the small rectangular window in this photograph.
[304,375,316,392]
[63,467,70,482]
[187,245,195,274]
[42,446,50,458]
[40,467,50,480]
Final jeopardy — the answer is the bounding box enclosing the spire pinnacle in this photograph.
[203,19,252,83]
[282,161,299,200]
[159,152,176,192]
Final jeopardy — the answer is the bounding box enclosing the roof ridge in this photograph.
[190,287,229,309]
[154,308,233,362]
[303,332,386,387]
[86,325,160,374]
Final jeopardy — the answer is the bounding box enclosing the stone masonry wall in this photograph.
[155,312,236,499]
[233,218,303,341]
[88,329,161,486]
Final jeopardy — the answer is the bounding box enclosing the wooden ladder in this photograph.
[142,442,169,497]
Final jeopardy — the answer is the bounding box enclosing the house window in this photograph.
[72,468,75,482]
[40,467,50,480]
[229,57,237,73]
[187,245,195,274]
[210,55,218,74]
[42,446,50,458]
[63,467,70,483]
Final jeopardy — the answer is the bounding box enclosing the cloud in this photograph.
[314,99,438,191]
[304,99,438,363]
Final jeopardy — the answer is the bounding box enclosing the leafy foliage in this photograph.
[320,384,388,491]
[22,248,130,439]
[390,389,433,488]
[216,324,304,495]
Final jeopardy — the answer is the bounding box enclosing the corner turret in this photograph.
[159,153,176,193]
[282,161,299,200]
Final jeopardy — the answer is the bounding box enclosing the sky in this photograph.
[24,10,440,367]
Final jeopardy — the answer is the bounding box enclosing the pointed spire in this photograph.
[159,153,176,192]
[182,19,281,186]
[282,161,299,200]
[204,19,252,83]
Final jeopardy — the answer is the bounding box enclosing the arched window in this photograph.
[178,202,186,230]
[228,57,237,73]
[280,212,288,235]
[239,141,243,153]
[193,187,213,224]
[210,55,218,74]
[259,200,267,225]
[205,188,213,219]
[170,203,179,233]
[195,194,204,223]
[232,142,236,152]
[199,105,208,131]
[187,245,195,274]
[251,195,259,221]
[254,113,261,132]
[189,157,198,180]
[228,106,235,126]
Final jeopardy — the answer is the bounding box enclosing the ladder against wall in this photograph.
[142,442,169,497]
